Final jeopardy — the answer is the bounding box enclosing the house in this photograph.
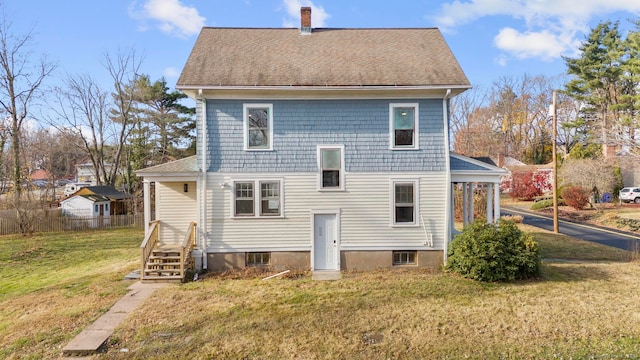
[604,144,640,187]
[76,162,115,185]
[136,8,507,279]
[60,194,111,219]
[68,185,133,215]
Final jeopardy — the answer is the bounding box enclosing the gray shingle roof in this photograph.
[177,28,470,88]
[85,186,133,200]
[136,156,198,175]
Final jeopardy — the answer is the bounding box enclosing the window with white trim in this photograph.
[393,251,417,265]
[392,180,419,226]
[233,180,282,218]
[260,181,281,216]
[234,182,255,216]
[243,104,273,150]
[318,145,344,190]
[389,103,419,149]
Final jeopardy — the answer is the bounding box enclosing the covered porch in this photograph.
[135,156,201,282]
[449,154,508,234]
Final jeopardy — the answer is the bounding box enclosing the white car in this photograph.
[619,187,640,203]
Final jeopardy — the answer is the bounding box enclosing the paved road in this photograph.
[502,207,640,252]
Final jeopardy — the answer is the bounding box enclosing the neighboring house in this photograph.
[487,155,551,194]
[60,194,111,220]
[76,162,115,185]
[68,185,133,215]
[136,8,507,276]
[604,145,640,187]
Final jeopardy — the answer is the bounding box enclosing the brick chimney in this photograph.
[497,153,505,168]
[300,7,311,34]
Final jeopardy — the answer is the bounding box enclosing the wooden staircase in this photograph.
[140,221,197,283]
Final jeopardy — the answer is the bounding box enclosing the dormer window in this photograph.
[389,103,419,150]
[243,104,273,151]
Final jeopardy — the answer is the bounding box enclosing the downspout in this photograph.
[199,89,208,270]
[442,88,452,264]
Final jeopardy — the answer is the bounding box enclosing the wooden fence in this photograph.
[0,213,145,235]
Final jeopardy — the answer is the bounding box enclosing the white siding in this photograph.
[157,181,197,244]
[205,172,447,252]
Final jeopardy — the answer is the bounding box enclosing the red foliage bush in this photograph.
[509,170,543,201]
[561,186,590,210]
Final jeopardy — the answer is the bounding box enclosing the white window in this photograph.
[317,145,345,191]
[243,103,273,151]
[389,103,419,150]
[260,181,281,216]
[232,180,283,218]
[234,182,255,216]
[391,180,419,226]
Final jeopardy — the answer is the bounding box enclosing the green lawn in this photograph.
[2,226,640,359]
[0,228,142,359]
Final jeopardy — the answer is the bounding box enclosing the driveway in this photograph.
[502,206,640,252]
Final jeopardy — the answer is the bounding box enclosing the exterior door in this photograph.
[313,214,338,270]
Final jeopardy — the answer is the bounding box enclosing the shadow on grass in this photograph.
[540,262,613,282]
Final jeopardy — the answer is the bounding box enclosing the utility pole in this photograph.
[552,91,559,233]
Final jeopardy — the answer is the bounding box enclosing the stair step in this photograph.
[146,262,181,267]
[145,268,181,273]
[142,275,183,283]
[151,256,180,260]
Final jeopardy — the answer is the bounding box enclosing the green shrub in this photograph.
[530,198,564,210]
[531,198,553,210]
[446,220,541,282]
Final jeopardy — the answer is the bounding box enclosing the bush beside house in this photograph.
[446,220,541,282]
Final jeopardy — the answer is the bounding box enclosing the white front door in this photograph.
[313,214,338,270]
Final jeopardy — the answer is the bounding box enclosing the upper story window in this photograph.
[391,179,419,226]
[389,103,419,150]
[233,180,283,218]
[243,104,273,151]
[317,145,345,191]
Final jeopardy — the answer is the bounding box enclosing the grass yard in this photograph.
[0,228,142,359]
[2,225,640,359]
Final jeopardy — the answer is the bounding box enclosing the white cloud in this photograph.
[494,28,567,60]
[281,0,331,28]
[129,0,206,38]
[163,67,179,79]
[431,0,640,60]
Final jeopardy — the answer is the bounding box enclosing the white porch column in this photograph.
[486,183,493,223]
[494,182,501,223]
[450,183,456,235]
[468,183,475,223]
[462,182,468,226]
[143,179,151,236]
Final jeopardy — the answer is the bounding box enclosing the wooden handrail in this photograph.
[140,220,160,280]
[180,222,197,279]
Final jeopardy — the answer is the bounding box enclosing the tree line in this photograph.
[451,19,640,203]
[0,9,194,233]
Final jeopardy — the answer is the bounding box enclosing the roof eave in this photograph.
[178,85,471,99]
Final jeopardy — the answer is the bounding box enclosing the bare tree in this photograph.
[0,6,55,233]
[49,50,141,187]
[559,157,616,210]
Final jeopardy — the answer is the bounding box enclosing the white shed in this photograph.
[60,194,111,218]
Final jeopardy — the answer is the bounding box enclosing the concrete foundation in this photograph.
[207,251,310,272]
[206,250,442,272]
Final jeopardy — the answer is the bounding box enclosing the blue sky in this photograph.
[5,0,640,95]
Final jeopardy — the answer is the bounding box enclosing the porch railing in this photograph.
[180,222,197,278]
[140,220,160,280]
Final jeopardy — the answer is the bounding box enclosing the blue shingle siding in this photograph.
[204,99,446,172]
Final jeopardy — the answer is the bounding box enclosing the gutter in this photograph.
[199,89,208,270]
[442,88,452,265]
[177,84,471,91]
